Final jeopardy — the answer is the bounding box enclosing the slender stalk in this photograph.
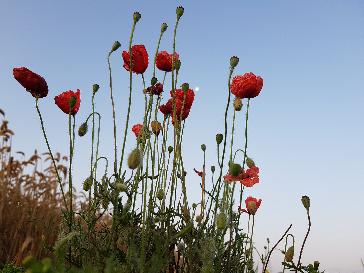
[296,210,311,271]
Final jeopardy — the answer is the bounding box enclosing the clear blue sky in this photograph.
[1,1,363,272]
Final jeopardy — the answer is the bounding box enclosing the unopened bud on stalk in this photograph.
[111,41,121,53]
[313,261,320,270]
[182,82,189,92]
[83,176,93,191]
[301,195,310,211]
[284,246,294,262]
[151,77,158,86]
[78,122,88,137]
[115,181,128,192]
[176,6,184,20]
[174,59,181,71]
[201,144,206,152]
[246,157,255,168]
[216,213,227,229]
[229,163,241,176]
[211,165,215,173]
[157,189,164,200]
[195,214,203,223]
[151,120,162,136]
[161,22,168,32]
[133,12,141,23]
[230,56,239,68]
[233,97,243,111]
[128,148,141,170]
[216,133,223,145]
[168,146,173,154]
[92,84,100,95]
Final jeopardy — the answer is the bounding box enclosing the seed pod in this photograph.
[92,84,100,94]
[111,41,121,53]
[128,148,141,170]
[115,182,128,192]
[176,6,184,20]
[301,195,310,211]
[216,133,223,145]
[133,12,141,23]
[284,246,294,262]
[151,120,162,136]
[233,97,243,111]
[83,176,93,191]
[230,56,240,68]
[201,144,206,152]
[168,146,173,153]
[211,165,215,173]
[182,82,189,92]
[161,22,168,32]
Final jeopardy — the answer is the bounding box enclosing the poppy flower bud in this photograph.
[233,97,243,111]
[168,146,173,153]
[216,213,227,229]
[246,157,255,168]
[78,122,88,137]
[151,76,158,86]
[211,165,215,173]
[151,120,162,136]
[83,176,93,191]
[92,84,100,94]
[128,148,141,170]
[230,56,239,68]
[301,195,310,211]
[229,163,241,176]
[161,22,168,32]
[181,82,189,92]
[201,144,206,152]
[284,246,294,262]
[111,41,121,53]
[115,181,128,192]
[157,189,164,200]
[174,59,181,71]
[216,133,223,145]
[176,6,184,20]
[133,12,141,23]
[313,261,320,270]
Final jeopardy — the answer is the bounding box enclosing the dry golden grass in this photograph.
[0,109,67,265]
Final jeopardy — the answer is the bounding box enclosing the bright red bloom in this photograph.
[239,196,262,215]
[171,89,195,109]
[54,89,81,115]
[13,67,48,98]
[240,166,260,187]
[132,124,143,137]
[159,100,173,116]
[156,51,179,72]
[231,72,263,99]
[146,82,163,96]
[122,45,149,74]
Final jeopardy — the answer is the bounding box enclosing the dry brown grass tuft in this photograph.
[0,108,67,265]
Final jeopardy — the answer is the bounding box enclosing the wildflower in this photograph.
[150,120,162,136]
[156,51,179,72]
[231,72,263,99]
[13,67,48,98]
[54,89,81,115]
[194,168,203,177]
[122,45,149,74]
[240,166,260,187]
[239,196,262,215]
[146,82,163,96]
[132,124,143,137]
[171,88,195,109]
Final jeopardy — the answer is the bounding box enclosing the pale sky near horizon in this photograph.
[1,1,364,272]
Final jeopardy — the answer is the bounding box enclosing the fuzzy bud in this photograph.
[233,97,243,111]
[201,144,206,152]
[211,165,215,173]
[246,157,255,168]
[301,195,310,211]
[78,122,88,137]
[176,6,184,20]
[230,56,239,68]
[216,133,223,145]
[216,213,227,229]
[128,148,141,170]
[83,176,93,191]
[181,82,189,92]
[151,76,158,86]
[115,182,128,192]
[133,12,141,23]
[161,22,168,32]
[174,59,181,71]
[192,203,198,209]
[284,246,294,262]
[92,84,100,94]
[157,189,164,201]
[151,120,162,136]
[168,146,173,154]
[229,163,241,176]
[111,41,121,53]
[313,261,320,270]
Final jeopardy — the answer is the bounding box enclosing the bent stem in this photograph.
[296,209,311,272]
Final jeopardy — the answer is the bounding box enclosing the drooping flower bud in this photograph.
[168,146,173,154]
[151,120,162,136]
[157,189,164,200]
[201,144,206,152]
[111,41,121,53]
[133,12,141,23]
[301,195,310,211]
[127,148,141,170]
[246,157,255,168]
[216,133,223,145]
[83,176,93,191]
[284,246,294,262]
[230,56,239,68]
[161,22,168,32]
[216,213,227,229]
[92,84,100,94]
[229,163,241,176]
[176,6,184,20]
[233,97,243,111]
[78,122,88,137]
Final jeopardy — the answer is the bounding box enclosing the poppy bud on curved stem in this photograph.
[161,22,168,33]
[78,122,88,137]
[128,148,141,170]
[176,6,184,20]
[133,12,141,23]
[284,246,294,262]
[111,41,121,53]
[301,195,310,211]
[230,56,239,68]
[92,84,100,94]
[216,133,223,145]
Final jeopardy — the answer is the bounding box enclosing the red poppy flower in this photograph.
[171,89,195,109]
[13,67,48,98]
[156,51,179,72]
[239,196,262,215]
[159,100,173,116]
[231,72,263,99]
[122,45,149,74]
[240,166,260,187]
[132,124,143,137]
[146,82,163,96]
[54,89,81,115]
